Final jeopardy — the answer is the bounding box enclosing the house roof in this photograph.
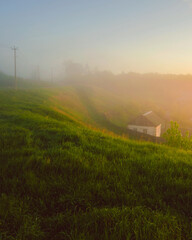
[128,111,162,127]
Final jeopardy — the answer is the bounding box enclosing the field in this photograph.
[0,88,192,239]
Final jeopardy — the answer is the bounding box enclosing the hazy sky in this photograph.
[1,0,192,78]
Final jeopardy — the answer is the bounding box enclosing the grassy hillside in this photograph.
[0,89,192,239]
[52,84,147,134]
[61,72,192,130]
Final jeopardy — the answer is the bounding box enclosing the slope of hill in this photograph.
[54,84,158,131]
[0,89,192,239]
[61,72,192,130]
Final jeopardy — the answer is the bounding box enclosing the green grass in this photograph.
[52,84,143,131]
[0,89,192,239]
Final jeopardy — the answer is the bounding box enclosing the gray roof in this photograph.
[129,111,162,127]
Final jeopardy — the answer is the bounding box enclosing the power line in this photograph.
[11,46,18,90]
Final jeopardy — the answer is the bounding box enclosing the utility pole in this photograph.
[11,46,18,90]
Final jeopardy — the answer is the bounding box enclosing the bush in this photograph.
[163,121,192,150]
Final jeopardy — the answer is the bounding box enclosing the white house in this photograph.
[127,111,162,137]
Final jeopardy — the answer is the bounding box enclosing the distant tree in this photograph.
[64,61,88,78]
[163,121,192,150]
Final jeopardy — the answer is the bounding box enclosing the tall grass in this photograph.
[0,89,192,239]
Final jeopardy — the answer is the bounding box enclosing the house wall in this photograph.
[127,124,161,137]
[155,124,161,137]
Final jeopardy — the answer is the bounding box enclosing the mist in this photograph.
[1,0,192,131]
[2,0,192,80]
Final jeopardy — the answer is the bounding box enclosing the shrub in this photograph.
[163,121,192,150]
